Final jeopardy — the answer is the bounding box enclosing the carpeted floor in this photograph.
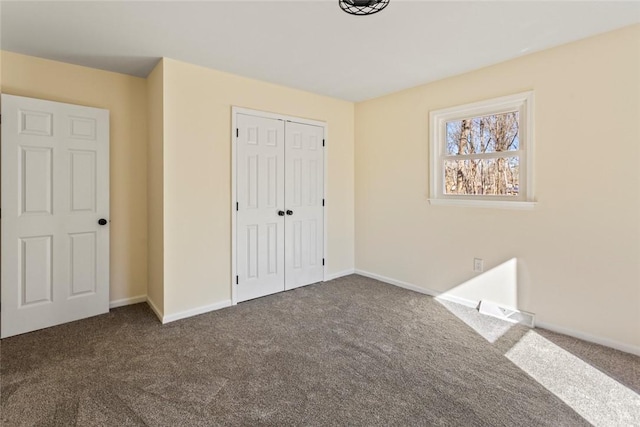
[1,275,638,426]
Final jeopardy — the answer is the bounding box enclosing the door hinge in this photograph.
[236,128,239,138]
[236,202,239,211]
[322,139,325,147]
[322,199,325,207]
[236,275,239,285]
[322,258,325,266]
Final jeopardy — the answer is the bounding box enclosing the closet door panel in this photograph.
[284,121,324,290]
[236,114,286,302]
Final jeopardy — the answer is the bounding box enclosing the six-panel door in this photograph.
[1,94,110,338]
[284,121,324,290]
[236,114,287,302]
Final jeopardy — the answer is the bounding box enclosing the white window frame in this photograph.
[429,91,535,210]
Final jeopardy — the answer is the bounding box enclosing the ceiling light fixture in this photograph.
[339,0,390,16]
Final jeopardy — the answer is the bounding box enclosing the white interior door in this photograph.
[234,111,324,302]
[284,121,324,290]
[1,94,110,338]
[236,114,286,302]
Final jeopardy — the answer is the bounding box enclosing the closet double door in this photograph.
[235,112,324,303]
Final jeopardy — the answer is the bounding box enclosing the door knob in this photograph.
[286,210,293,216]
[98,218,108,226]
[278,210,285,216]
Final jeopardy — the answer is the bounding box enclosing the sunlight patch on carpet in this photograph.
[506,330,640,427]
[436,299,515,343]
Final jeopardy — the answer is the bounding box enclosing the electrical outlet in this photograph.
[473,258,484,272]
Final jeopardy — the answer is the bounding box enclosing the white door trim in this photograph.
[231,106,327,305]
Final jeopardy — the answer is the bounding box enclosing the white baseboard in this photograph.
[355,269,482,310]
[162,299,232,324]
[324,269,356,281]
[354,269,440,297]
[435,293,479,308]
[109,295,147,309]
[354,269,478,310]
[146,297,164,323]
[354,269,639,356]
[535,321,640,356]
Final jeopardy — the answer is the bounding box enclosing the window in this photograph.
[429,91,535,209]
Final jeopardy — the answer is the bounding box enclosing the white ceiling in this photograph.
[2,1,639,102]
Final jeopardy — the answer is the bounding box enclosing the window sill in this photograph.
[428,198,537,210]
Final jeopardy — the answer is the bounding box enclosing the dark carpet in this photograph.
[1,275,638,426]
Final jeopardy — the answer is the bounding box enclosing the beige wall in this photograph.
[2,25,636,350]
[1,51,148,303]
[355,25,640,349]
[146,60,164,315]
[161,58,355,316]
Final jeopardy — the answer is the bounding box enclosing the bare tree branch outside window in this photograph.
[444,111,520,196]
